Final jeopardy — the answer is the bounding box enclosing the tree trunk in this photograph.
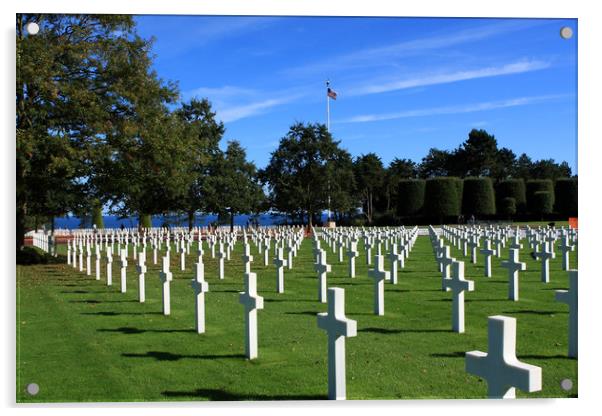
[230,211,234,233]
[187,210,194,231]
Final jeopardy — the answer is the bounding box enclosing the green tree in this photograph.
[454,129,499,177]
[384,158,417,212]
[353,153,385,225]
[419,148,451,177]
[16,14,177,248]
[175,98,225,230]
[206,141,263,231]
[261,123,351,226]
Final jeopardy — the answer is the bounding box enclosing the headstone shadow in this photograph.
[160,388,326,401]
[360,327,452,334]
[122,351,245,361]
[99,326,196,334]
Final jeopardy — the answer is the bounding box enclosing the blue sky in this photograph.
[135,16,577,173]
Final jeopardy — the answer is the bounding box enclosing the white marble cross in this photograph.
[315,249,332,303]
[365,238,373,265]
[439,246,455,292]
[119,248,128,293]
[159,256,172,315]
[387,244,402,284]
[480,240,497,277]
[534,241,556,283]
[105,247,113,286]
[558,235,575,271]
[86,245,92,276]
[317,287,357,400]
[95,245,101,281]
[273,247,287,293]
[501,249,526,301]
[555,270,578,358]
[443,261,474,333]
[239,271,264,359]
[468,236,479,264]
[136,251,146,303]
[242,243,254,274]
[191,260,209,334]
[368,254,390,316]
[180,243,186,271]
[346,240,358,278]
[286,244,294,270]
[466,315,542,398]
[217,242,226,280]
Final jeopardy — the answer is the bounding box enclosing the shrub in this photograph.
[532,191,553,217]
[397,179,426,217]
[462,177,496,216]
[496,179,527,213]
[499,197,517,217]
[526,179,554,213]
[554,178,578,217]
[424,177,462,222]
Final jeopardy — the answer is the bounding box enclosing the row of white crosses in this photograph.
[67,225,576,400]
[433,225,579,397]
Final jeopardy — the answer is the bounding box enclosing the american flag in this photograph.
[327,87,337,100]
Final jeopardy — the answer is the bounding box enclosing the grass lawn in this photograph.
[16,232,578,402]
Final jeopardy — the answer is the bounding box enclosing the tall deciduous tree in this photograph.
[261,122,351,227]
[16,14,177,248]
[175,98,225,229]
[207,141,263,231]
[353,153,385,225]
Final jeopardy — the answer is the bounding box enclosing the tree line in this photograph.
[16,15,576,251]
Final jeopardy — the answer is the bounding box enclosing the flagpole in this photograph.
[326,80,331,223]
[326,80,330,132]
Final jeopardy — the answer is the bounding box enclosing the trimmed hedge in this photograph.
[397,179,426,216]
[496,179,526,213]
[462,177,496,216]
[554,178,578,217]
[526,179,554,213]
[499,197,517,217]
[532,191,554,216]
[424,177,462,220]
[139,214,152,229]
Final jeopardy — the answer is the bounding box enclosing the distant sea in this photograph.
[53,213,329,230]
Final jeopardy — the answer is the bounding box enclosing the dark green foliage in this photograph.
[496,179,527,213]
[462,177,496,216]
[397,179,426,216]
[353,153,385,224]
[554,178,578,217]
[424,177,462,221]
[527,179,554,213]
[261,122,354,226]
[499,197,517,217]
[532,191,554,216]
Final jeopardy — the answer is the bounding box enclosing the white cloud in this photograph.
[349,59,551,96]
[219,97,297,122]
[284,19,547,78]
[339,94,569,123]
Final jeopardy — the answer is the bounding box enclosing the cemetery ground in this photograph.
[16,233,577,402]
